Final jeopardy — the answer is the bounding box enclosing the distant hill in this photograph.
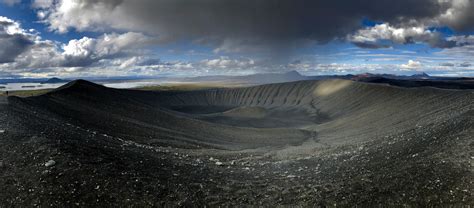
[350,72,432,81]
[239,70,307,84]
[180,70,310,84]
[410,72,431,79]
[41,77,68,84]
[357,77,474,89]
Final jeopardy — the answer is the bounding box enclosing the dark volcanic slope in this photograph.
[359,77,474,89]
[0,79,473,206]
[18,80,311,150]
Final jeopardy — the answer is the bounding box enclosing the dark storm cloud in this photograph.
[439,0,474,32]
[0,34,34,63]
[0,18,35,63]
[38,0,446,45]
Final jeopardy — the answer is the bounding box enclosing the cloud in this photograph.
[11,32,153,69]
[0,16,195,78]
[352,42,391,49]
[348,23,458,49]
[437,0,474,32]
[201,57,255,69]
[1,0,21,6]
[5,0,474,78]
[435,36,474,60]
[13,40,63,69]
[439,62,455,67]
[447,35,474,45]
[459,62,471,67]
[61,32,153,67]
[32,0,450,53]
[115,56,165,69]
[27,0,474,66]
[438,62,471,67]
[0,15,160,77]
[401,60,423,69]
[0,16,35,63]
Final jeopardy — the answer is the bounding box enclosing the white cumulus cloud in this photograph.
[348,23,457,49]
[401,60,423,69]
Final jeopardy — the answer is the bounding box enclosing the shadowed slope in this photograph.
[14,80,312,150]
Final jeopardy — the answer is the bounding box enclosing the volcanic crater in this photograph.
[0,79,472,206]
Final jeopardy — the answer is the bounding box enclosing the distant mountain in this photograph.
[41,77,68,84]
[180,70,310,84]
[410,72,431,79]
[351,72,433,81]
[240,70,307,84]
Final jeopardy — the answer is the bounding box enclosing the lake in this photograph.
[0,80,174,92]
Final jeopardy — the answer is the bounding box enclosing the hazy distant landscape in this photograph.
[2,71,473,93]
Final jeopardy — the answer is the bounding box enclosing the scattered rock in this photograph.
[215,161,224,166]
[0,129,4,133]
[44,160,56,167]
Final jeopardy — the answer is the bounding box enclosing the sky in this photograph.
[1,0,474,78]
